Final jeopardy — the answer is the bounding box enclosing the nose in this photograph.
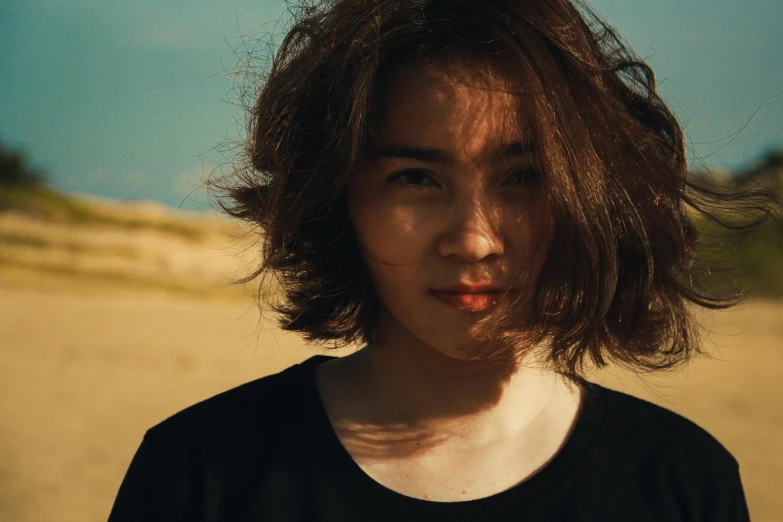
[437,194,504,263]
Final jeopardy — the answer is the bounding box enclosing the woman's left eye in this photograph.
[504,168,539,186]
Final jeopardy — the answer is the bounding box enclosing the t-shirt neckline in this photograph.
[296,354,608,521]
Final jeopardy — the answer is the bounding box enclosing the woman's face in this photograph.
[347,58,552,360]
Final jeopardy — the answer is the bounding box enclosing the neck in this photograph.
[320,317,578,450]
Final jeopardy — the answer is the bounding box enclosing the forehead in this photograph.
[375,57,530,160]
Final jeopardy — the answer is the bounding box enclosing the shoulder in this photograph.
[108,356,332,518]
[144,356,328,453]
[591,385,749,520]
[598,385,739,472]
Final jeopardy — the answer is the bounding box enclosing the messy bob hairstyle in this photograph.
[213,0,776,387]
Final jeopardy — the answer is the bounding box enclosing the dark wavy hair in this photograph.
[211,0,777,387]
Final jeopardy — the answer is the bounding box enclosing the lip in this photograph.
[430,291,507,312]
[431,283,507,294]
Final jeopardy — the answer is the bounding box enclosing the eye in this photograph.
[503,167,540,186]
[388,169,439,188]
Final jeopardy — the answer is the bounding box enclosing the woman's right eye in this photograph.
[388,169,438,188]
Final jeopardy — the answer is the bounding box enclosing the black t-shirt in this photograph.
[107,355,750,521]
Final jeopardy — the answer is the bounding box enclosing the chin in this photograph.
[418,325,498,359]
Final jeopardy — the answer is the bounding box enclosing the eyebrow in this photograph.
[373,140,536,165]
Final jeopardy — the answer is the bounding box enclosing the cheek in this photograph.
[347,193,439,312]
[506,200,554,276]
[349,200,432,265]
[528,204,555,276]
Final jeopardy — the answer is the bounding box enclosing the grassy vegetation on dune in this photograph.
[0,229,142,258]
[692,216,783,299]
[0,253,265,300]
[0,185,209,242]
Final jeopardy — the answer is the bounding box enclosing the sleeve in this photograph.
[701,461,751,522]
[107,428,196,522]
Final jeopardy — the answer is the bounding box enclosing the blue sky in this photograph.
[1,0,781,209]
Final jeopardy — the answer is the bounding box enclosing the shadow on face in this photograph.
[346,54,553,364]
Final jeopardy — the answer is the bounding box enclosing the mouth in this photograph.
[430,290,507,312]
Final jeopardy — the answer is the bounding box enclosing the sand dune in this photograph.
[0,199,261,298]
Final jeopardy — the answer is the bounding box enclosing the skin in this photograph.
[315,56,584,502]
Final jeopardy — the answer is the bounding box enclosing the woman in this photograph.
[108,0,771,520]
